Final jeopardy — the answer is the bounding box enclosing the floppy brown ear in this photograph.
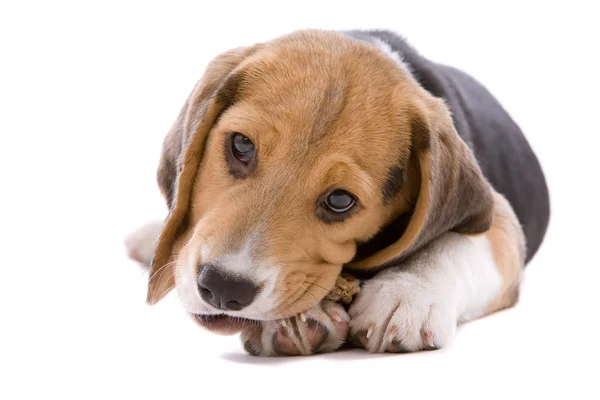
[147,46,261,305]
[349,98,494,271]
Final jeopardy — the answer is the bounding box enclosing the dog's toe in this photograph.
[241,300,349,357]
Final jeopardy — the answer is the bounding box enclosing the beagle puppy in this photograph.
[126,29,550,356]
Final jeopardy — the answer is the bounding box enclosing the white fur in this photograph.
[370,37,414,76]
[174,249,207,314]
[349,232,502,352]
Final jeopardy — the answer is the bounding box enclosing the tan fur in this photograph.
[146,30,502,322]
[483,192,526,315]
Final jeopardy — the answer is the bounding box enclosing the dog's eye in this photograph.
[232,132,255,162]
[325,190,356,213]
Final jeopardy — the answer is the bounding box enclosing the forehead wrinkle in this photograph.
[321,158,378,203]
[308,80,348,145]
[346,168,378,200]
[220,101,282,142]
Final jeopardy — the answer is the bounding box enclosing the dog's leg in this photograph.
[124,220,164,266]
[348,192,525,352]
[241,300,350,356]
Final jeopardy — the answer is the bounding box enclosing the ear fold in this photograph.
[147,46,260,304]
[349,98,494,271]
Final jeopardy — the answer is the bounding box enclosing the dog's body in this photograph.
[126,30,549,356]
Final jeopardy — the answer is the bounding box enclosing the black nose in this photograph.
[197,265,258,311]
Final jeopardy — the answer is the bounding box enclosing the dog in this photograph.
[125,29,550,356]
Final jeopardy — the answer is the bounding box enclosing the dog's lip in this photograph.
[192,313,251,335]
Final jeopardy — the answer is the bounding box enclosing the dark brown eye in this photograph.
[325,190,356,213]
[232,132,254,162]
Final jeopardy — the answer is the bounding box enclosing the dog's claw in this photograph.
[331,313,343,323]
[422,330,435,348]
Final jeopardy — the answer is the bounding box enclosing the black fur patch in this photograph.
[352,211,412,264]
[216,71,243,106]
[382,163,404,204]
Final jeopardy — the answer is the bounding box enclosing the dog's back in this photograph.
[345,30,550,263]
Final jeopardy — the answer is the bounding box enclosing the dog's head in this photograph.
[146,30,493,333]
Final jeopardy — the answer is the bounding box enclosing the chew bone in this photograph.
[325,273,361,304]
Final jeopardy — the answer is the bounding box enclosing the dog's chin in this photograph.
[192,314,252,335]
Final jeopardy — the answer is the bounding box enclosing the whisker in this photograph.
[147,260,178,282]
[294,282,330,342]
[273,284,305,316]
[304,280,332,294]
[295,282,328,321]
[150,261,178,294]
[138,251,180,275]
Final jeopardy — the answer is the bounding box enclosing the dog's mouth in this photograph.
[192,314,252,335]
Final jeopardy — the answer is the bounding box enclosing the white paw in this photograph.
[124,221,164,266]
[241,300,350,357]
[348,269,457,353]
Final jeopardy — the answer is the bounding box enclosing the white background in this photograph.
[1,1,599,399]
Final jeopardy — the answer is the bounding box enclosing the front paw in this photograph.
[348,271,457,353]
[124,221,164,266]
[241,300,349,356]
